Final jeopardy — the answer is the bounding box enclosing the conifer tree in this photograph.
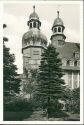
[36,44,65,118]
[3,24,21,99]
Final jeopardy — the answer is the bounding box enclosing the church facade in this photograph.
[22,6,80,89]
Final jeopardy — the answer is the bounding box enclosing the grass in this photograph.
[23,110,80,121]
[63,112,80,121]
[3,110,80,121]
[3,111,33,121]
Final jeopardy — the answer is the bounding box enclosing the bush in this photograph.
[4,111,32,121]
[4,98,33,112]
[65,87,80,114]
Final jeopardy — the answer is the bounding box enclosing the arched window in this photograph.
[74,61,77,66]
[58,27,61,32]
[77,60,80,66]
[30,23,32,28]
[67,60,70,66]
[62,58,66,66]
[54,28,57,33]
[70,60,74,66]
[33,22,36,28]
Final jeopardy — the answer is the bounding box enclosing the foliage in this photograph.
[23,68,38,98]
[35,44,66,118]
[4,98,33,121]
[3,24,21,100]
[65,87,80,114]
[4,111,33,121]
[4,98,33,112]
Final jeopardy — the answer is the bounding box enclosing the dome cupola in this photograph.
[52,11,65,33]
[51,11,66,46]
[22,28,47,44]
[29,6,39,20]
[22,5,47,50]
[53,11,63,26]
[27,6,41,30]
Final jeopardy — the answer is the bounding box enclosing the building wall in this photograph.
[51,35,64,47]
[23,47,44,70]
[62,71,80,89]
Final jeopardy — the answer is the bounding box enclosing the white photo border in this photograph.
[0,0,83,124]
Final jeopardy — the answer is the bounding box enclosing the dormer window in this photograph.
[74,60,80,67]
[74,52,79,59]
[67,60,74,66]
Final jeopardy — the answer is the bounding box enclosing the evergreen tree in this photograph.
[36,44,65,118]
[23,68,38,99]
[3,24,21,99]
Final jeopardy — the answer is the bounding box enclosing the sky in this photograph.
[3,2,81,74]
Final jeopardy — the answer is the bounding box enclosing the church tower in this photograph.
[22,6,47,72]
[51,11,66,47]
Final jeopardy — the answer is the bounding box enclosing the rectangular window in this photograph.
[74,52,79,59]
[77,60,80,66]
[70,60,74,66]
[62,59,66,66]
[68,72,72,88]
[73,72,78,89]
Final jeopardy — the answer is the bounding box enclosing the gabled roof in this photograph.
[56,42,80,60]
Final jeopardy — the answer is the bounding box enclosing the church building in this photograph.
[22,6,80,89]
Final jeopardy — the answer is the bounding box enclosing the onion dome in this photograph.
[29,6,39,20]
[22,28,47,42]
[53,11,63,27]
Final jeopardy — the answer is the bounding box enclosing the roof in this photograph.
[22,28,47,42]
[29,11,39,20]
[53,11,64,27]
[53,17,63,27]
[56,42,80,71]
[56,42,80,60]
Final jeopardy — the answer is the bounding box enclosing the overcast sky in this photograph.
[3,2,81,74]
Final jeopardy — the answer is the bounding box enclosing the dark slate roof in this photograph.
[56,42,80,60]
[53,17,63,27]
[22,28,47,42]
[56,42,80,71]
[29,11,39,20]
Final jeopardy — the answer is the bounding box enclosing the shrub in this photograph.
[4,98,33,112]
[65,87,80,114]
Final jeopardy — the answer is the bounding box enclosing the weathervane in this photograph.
[33,5,35,12]
[57,11,59,18]
[57,4,61,18]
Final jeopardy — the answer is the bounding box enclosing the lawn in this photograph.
[63,112,80,121]
[23,110,80,121]
[4,111,33,121]
[4,110,80,121]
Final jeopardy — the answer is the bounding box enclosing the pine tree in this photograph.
[3,24,21,100]
[36,44,65,118]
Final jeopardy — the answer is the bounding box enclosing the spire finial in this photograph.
[57,11,59,18]
[33,5,35,12]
